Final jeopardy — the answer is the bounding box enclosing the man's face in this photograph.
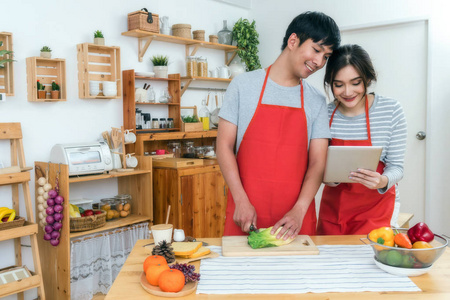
[289,36,333,79]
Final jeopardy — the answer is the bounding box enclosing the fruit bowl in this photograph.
[366,228,448,271]
[373,256,432,276]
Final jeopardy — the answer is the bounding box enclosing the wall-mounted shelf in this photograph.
[180,76,231,96]
[26,57,67,102]
[0,32,14,96]
[121,29,237,64]
[76,43,122,99]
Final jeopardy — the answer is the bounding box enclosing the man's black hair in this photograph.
[281,11,341,51]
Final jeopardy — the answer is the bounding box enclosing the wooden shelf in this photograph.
[0,171,30,186]
[135,76,179,81]
[137,130,218,141]
[68,169,151,183]
[180,76,231,95]
[70,214,151,238]
[135,102,180,106]
[0,32,14,96]
[0,222,38,242]
[26,57,67,102]
[122,30,237,62]
[0,274,42,298]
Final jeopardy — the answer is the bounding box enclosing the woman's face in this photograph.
[332,65,366,112]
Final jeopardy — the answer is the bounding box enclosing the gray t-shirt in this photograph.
[219,69,331,153]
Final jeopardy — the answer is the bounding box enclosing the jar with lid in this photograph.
[135,108,142,130]
[194,146,205,158]
[159,118,167,129]
[152,118,159,129]
[168,141,181,158]
[167,118,174,129]
[114,194,132,218]
[100,198,119,220]
[204,145,216,158]
[183,141,195,158]
[147,86,156,103]
[197,56,208,77]
[186,56,197,77]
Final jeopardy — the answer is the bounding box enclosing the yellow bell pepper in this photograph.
[369,227,395,246]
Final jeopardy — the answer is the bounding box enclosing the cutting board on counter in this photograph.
[222,235,319,257]
[152,158,203,169]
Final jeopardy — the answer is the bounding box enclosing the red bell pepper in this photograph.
[407,222,434,243]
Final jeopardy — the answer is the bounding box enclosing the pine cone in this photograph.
[152,240,176,263]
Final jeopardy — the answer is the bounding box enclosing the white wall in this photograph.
[0,1,249,299]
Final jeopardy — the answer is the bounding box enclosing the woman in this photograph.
[317,44,407,235]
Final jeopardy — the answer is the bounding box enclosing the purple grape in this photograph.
[48,189,58,198]
[47,198,55,207]
[50,239,60,246]
[170,263,200,283]
[54,204,63,213]
[46,215,55,224]
[44,233,52,240]
[53,221,62,231]
[51,231,60,239]
[46,206,55,215]
[54,212,63,222]
[44,225,53,234]
[55,195,64,204]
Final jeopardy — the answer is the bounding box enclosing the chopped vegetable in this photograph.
[394,230,412,249]
[407,222,434,243]
[247,226,294,249]
[368,227,395,246]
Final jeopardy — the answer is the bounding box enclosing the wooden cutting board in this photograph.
[222,235,319,257]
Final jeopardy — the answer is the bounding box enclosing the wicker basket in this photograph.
[209,35,218,43]
[0,217,25,231]
[70,210,106,232]
[128,10,160,33]
[172,24,191,39]
[193,30,205,41]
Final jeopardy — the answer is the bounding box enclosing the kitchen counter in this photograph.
[105,236,450,299]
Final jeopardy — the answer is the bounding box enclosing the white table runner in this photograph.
[196,245,421,294]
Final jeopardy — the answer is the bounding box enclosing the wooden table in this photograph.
[105,236,450,299]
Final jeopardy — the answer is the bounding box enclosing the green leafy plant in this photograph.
[232,18,261,71]
[247,226,294,249]
[0,41,14,68]
[151,55,169,66]
[40,46,52,52]
[52,81,60,91]
[181,115,199,123]
[94,30,104,38]
[37,80,45,91]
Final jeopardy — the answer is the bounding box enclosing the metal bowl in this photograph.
[366,228,448,269]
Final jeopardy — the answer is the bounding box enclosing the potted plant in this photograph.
[40,46,52,58]
[0,41,14,68]
[37,80,46,99]
[151,55,169,78]
[232,18,261,71]
[51,81,60,99]
[94,30,104,45]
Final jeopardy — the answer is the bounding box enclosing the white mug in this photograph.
[217,66,231,79]
[173,229,186,242]
[209,69,218,78]
[151,224,173,245]
[124,130,136,143]
[126,154,138,168]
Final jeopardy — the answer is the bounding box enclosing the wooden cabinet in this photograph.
[153,161,227,238]
[35,156,152,300]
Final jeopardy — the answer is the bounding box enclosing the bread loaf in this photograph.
[171,242,202,256]
[177,246,211,258]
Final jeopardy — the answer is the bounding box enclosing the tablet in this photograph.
[323,146,383,183]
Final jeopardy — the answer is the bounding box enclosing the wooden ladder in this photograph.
[0,122,46,299]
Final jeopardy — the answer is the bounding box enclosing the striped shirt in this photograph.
[328,93,407,201]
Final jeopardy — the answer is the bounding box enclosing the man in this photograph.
[217,11,340,239]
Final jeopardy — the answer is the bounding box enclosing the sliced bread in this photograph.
[178,246,211,258]
[171,242,202,256]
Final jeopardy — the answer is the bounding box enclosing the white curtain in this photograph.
[70,222,149,300]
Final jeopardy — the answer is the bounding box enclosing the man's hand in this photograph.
[233,199,257,233]
[271,206,305,240]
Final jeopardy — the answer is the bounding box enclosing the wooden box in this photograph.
[181,106,203,132]
[128,10,160,33]
[152,158,203,169]
[26,57,66,102]
[77,43,122,99]
[0,32,14,96]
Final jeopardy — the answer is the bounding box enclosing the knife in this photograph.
[249,224,259,233]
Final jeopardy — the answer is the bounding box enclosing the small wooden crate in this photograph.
[181,106,203,132]
[128,10,159,33]
[26,57,66,102]
[69,210,106,232]
[77,43,122,99]
[0,32,14,96]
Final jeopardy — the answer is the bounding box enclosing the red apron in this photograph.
[223,66,316,236]
[317,95,395,235]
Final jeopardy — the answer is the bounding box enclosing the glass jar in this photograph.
[152,118,159,129]
[159,118,167,129]
[218,20,232,45]
[198,99,210,131]
[186,56,197,77]
[114,194,132,218]
[168,141,181,158]
[100,198,119,220]
[195,146,205,159]
[197,57,208,78]
[167,118,174,129]
[204,145,216,158]
[147,86,156,103]
[183,141,195,158]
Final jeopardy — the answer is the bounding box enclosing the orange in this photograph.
[143,255,167,273]
[145,263,170,286]
[158,269,185,293]
[412,241,435,264]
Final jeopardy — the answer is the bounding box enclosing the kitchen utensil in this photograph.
[102,131,112,149]
[249,224,259,233]
[217,65,231,78]
[221,235,319,256]
[151,224,173,245]
[126,153,138,168]
[229,59,246,78]
[210,92,220,127]
[373,256,432,276]
[173,229,186,242]
[111,128,122,149]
